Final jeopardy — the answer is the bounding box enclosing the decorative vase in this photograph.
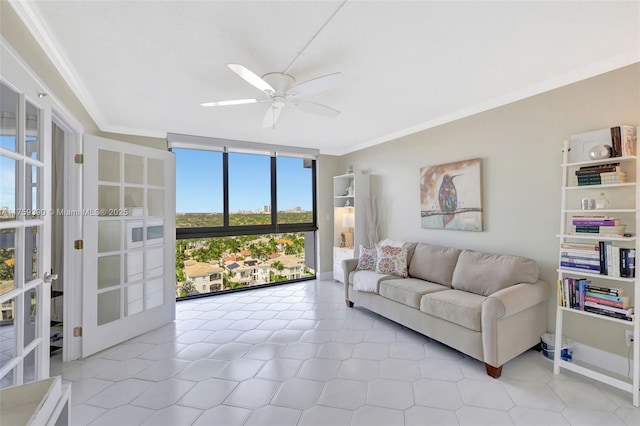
[588,144,612,160]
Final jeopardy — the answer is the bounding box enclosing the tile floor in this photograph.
[51,280,640,425]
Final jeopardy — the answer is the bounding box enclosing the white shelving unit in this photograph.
[554,138,639,407]
[333,172,370,282]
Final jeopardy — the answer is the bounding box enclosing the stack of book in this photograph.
[574,162,627,186]
[571,215,626,237]
[560,242,600,273]
[558,278,634,321]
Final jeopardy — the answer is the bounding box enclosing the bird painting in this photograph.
[420,158,483,231]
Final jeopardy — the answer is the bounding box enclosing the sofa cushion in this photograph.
[420,290,485,331]
[451,250,539,296]
[375,245,409,277]
[350,270,395,293]
[356,245,377,271]
[379,278,449,309]
[408,244,461,287]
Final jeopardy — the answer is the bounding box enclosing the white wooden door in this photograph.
[0,70,52,385]
[82,135,175,356]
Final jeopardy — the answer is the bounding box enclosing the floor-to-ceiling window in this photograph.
[170,135,318,299]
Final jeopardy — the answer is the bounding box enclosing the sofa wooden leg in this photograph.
[485,363,503,378]
[345,299,354,308]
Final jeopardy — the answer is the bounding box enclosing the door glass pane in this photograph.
[146,246,163,277]
[98,221,121,252]
[147,158,164,186]
[24,227,38,283]
[125,284,143,316]
[0,157,17,219]
[124,154,144,184]
[146,278,163,309]
[229,152,271,225]
[23,350,36,385]
[25,101,40,160]
[0,229,16,296]
[125,251,143,283]
[147,189,164,217]
[98,255,120,289]
[24,288,37,347]
[25,164,40,218]
[0,83,18,152]
[0,366,15,389]
[174,148,223,227]
[98,290,120,325]
[277,156,313,224]
[125,187,144,212]
[0,298,15,373]
[98,185,120,216]
[98,149,120,182]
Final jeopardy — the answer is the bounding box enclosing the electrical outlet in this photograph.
[625,330,634,348]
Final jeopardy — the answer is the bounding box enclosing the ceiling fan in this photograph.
[201,64,344,128]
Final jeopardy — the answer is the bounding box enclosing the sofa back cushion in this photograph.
[451,250,539,296]
[408,244,461,287]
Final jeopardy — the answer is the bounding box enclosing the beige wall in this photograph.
[339,63,640,357]
[316,155,342,276]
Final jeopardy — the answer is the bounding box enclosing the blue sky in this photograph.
[175,149,312,213]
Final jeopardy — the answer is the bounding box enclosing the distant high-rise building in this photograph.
[263,205,271,213]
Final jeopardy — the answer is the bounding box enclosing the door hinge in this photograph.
[74,240,83,250]
[73,327,82,337]
[74,154,84,164]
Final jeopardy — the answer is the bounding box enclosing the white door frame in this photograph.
[50,115,83,362]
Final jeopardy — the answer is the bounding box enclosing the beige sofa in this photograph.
[342,242,549,378]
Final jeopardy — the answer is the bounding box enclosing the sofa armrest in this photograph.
[483,280,549,319]
[342,258,359,286]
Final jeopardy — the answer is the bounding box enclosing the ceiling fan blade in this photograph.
[228,64,275,94]
[262,106,282,129]
[201,98,258,107]
[287,72,343,98]
[292,99,340,118]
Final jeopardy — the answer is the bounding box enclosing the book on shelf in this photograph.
[574,225,626,233]
[584,301,634,316]
[620,248,636,278]
[575,164,621,175]
[571,218,621,226]
[561,242,600,251]
[584,283,624,296]
[561,257,600,266]
[575,171,627,186]
[620,125,636,157]
[583,294,630,308]
[560,261,600,272]
[583,306,634,321]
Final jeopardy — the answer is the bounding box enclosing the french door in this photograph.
[82,135,175,356]
[0,67,52,386]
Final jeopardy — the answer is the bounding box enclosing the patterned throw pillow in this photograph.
[356,245,377,271]
[375,245,409,277]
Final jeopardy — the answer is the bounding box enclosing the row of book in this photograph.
[575,171,627,186]
[570,215,627,237]
[558,278,634,321]
[560,242,636,278]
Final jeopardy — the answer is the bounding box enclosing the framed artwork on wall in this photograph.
[420,158,483,231]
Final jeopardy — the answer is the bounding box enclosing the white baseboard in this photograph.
[572,342,634,378]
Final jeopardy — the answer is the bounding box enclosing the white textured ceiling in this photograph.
[11,1,640,155]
